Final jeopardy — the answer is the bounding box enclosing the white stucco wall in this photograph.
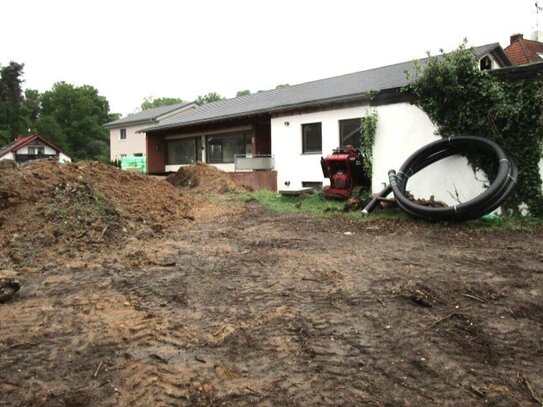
[109,124,147,161]
[272,105,370,190]
[272,103,487,205]
[16,143,56,155]
[58,152,71,163]
[0,152,14,160]
[372,103,487,203]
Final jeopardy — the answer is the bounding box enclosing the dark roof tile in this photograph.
[104,101,194,128]
[143,44,506,133]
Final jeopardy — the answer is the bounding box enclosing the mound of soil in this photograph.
[166,162,247,194]
[0,160,192,268]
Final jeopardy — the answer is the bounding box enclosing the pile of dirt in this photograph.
[166,162,248,193]
[0,160,193,268]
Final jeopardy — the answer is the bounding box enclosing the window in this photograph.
[134,153,143,157]
[339,118,362,149]
[206,133,252,164]
[120,129,127,140]
[167,137,202,165]
[28,146,45,155]
[302,122,322,154]
[479,56,492,71]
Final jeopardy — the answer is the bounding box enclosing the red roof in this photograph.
[0,134,65,158]
[505,38,543,65]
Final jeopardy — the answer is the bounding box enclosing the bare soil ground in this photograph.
[1,166,543,406]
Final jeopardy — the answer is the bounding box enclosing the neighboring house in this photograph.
[142,43,514,203]
[104,102,196,162]
[505,33,543,65]
[0,134,71,163]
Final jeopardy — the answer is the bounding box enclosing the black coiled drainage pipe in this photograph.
[361,136,518,222]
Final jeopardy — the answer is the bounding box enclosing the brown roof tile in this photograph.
[505,38,543,65]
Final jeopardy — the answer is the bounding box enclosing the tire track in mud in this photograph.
[0,284,120,407]
[2,204,542,406]
[110,266,207,406]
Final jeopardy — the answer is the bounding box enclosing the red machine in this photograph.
[321,146,369,198]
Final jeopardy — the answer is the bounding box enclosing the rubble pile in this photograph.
[0,160,193,267]
[166,162,248,193]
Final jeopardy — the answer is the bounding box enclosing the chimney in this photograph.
[510,33,523,44]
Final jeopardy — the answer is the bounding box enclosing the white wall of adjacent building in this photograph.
[1,141,71,162]
[15,142,56,155]
[271,103,488,205]
[58,152,71,163]
[108,104,196,162]
[109,124,147,161]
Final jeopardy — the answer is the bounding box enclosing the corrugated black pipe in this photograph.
[361,136,518,221]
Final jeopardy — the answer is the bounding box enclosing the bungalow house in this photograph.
[104,101,196,161]
[0,134,71,163]
[142,43,516,204]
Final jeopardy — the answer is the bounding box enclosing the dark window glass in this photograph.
[167,137,201,165]
[302,123,322,153]
[339,118,362,149]
[480,56,492,71]
[120,129,127,140]
[27,146,45,155]
[206,133,252,163]
[302,181,323,190]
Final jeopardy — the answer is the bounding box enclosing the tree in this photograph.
[21,88,41,132]
[275,83,290,89]
[195,92,223,105]
[140,96,184,111]
[35,115,67,151]
[236,89,250,97]
[407,41,543,215]
[0,61,25,145]
[39,82,115,161]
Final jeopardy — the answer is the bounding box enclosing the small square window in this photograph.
[120,129,127,140]
[302,122,322,154]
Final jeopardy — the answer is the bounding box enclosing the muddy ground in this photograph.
[1,197,542,406]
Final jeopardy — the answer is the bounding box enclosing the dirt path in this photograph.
[1,202,542,406]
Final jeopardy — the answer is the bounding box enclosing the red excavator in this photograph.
[320,145,370,198]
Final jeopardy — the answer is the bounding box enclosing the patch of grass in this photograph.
[229,190,409,221]
[227,190,542,232]
[250,190,343,215]
[466,214,543,232]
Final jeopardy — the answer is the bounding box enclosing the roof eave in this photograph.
[104,118,157,129]
[142,92,379,134]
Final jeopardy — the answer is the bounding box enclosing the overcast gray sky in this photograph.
[1,0,539,116]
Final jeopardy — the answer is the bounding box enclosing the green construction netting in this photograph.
[120,156,146,173]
